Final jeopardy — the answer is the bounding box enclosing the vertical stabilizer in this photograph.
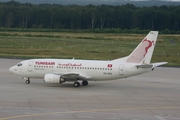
[126,31,158,64]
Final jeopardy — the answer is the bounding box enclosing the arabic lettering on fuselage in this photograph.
[35,61,55,65]
[58,63,82,67]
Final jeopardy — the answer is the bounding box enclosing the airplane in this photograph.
[9,31,167,87]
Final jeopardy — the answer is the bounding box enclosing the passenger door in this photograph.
[28,61,33,72]
[119,65,124,75]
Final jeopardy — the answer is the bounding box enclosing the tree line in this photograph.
[0,1,180,33]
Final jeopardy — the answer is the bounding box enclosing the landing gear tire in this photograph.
[82,81,88,86]
[26,79,30,84]
[73,82,80,87]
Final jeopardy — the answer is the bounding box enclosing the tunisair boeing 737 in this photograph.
[9,31,167,87]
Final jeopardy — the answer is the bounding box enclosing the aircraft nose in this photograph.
[9,66,13,72]
[9,66,16,73]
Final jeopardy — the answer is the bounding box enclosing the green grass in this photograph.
[0,32,180,66]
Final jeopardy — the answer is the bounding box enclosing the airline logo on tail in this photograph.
[126,38,155,63]
[143,38,154,57]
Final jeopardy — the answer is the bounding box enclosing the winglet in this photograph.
[126,31,158,64]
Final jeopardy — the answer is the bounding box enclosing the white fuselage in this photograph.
[9,59,151,81]
[9,31,167,87]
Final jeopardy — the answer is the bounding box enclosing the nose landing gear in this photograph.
[25,78,30,84]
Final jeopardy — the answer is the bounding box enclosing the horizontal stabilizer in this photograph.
[152,62,168,67]
[136,62,168,69]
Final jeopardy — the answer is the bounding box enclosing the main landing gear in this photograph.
[25,78,30,84]
[73,82,80,87]
[73,80,88,87]
[82,80,88,86]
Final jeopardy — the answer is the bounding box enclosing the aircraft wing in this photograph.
[54,72,91,81]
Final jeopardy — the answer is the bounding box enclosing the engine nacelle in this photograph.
[44,74,65,84]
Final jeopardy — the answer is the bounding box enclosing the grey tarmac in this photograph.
[0,58,180,120]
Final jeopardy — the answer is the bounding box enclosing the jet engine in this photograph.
[44,74,65,84]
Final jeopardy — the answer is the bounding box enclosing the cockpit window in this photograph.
[17,63,22,67]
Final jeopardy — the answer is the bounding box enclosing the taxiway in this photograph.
[0,58,180,120]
